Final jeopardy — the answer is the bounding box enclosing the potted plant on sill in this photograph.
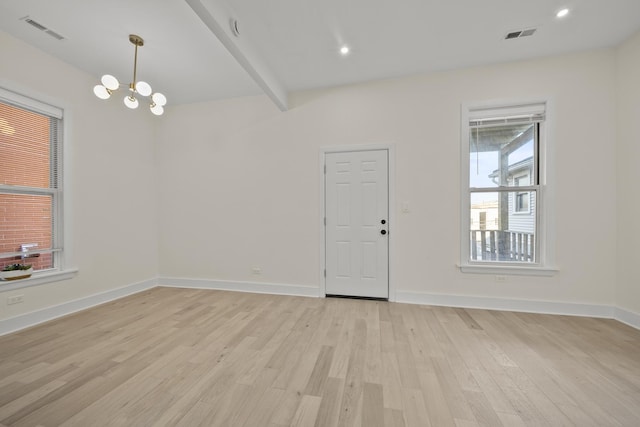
[1,264,33,281]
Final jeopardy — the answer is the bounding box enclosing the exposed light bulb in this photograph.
[101,74,120,90]
[136,81,152,96]
[93,85,111,100]
[152,92,167,106]
[150,104,164,116]
[340,45,350,55]
[124,95,139,109]
[556,8,569,18]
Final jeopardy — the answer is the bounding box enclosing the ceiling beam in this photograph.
[185,0,288,111]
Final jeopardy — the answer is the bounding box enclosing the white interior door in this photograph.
[325,149,389,298]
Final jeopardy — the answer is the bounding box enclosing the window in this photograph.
[461,101,554,274]
[0,88,63,276]
[513,174,530,213]
[515,191,529,213]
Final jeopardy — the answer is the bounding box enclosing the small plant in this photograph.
[0,263,33,281]
[2,264,32,271]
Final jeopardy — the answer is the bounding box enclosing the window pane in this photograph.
[470,191,536,262]
[470,123,535,188]
[0,193,54,271]
[0,102,51,188]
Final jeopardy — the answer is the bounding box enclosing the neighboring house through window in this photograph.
[0,88,64,276]
[460,101,554,274]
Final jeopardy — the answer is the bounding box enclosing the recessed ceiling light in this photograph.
[556,8,570,18]
[340,45,350,56]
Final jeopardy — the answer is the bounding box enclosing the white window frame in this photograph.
[0,86,76,291]
[459,99,557,276]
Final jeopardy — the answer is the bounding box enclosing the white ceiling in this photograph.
[1,0,639,108]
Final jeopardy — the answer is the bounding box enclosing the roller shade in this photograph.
[469,103,545,127]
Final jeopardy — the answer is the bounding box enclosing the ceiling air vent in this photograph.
[21,16,65,40]
[505,28,537,40]
[25,18,46,31]
[45,29,65,40]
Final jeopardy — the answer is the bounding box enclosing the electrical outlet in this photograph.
[251,267,262,275]
[7,295,24,305]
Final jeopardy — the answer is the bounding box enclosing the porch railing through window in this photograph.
[470,230,535,262]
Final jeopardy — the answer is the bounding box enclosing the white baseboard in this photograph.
[158,277,319,298]
[395,291,617,319]
[614,307,640,330]
[0,278,157,336]
[3,278,638,336]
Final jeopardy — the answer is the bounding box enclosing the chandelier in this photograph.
[93,34,167,115]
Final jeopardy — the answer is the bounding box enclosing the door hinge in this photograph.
[324,269,326,277]
[324,217,326,226]
[324,165,326,174]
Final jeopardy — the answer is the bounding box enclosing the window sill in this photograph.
[458,264,558,276]
[0,268,78,292]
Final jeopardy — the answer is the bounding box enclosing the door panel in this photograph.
[325,149,389,298]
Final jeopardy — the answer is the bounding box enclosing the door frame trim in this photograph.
[319,143,396,301]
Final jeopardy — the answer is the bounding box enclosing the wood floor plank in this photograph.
[269,389,303,426]
[401,388,432,427]
[313,377,343,427]
[380,351,404,411]
[0,288,639,426]
[241,385,284,427]
[0,380,66,421]
[430,356,477,423]
[363,302,383,384]
[462,390,505,427]
[336,318,367,427]
[304,345,335,397]
[418,368,456,426]
[383,408,406,427]
[290,395,322,427]
[361,382,385,427]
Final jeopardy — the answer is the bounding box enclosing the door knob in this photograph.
[381,230,387,235]
[381,219,386,224]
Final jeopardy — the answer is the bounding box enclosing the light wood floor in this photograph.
[1,288,639,426]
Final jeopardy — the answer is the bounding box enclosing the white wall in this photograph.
[157,49,620,307]
[616,30,640,315]
[3,26,637,326]
[0,31,159,321]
